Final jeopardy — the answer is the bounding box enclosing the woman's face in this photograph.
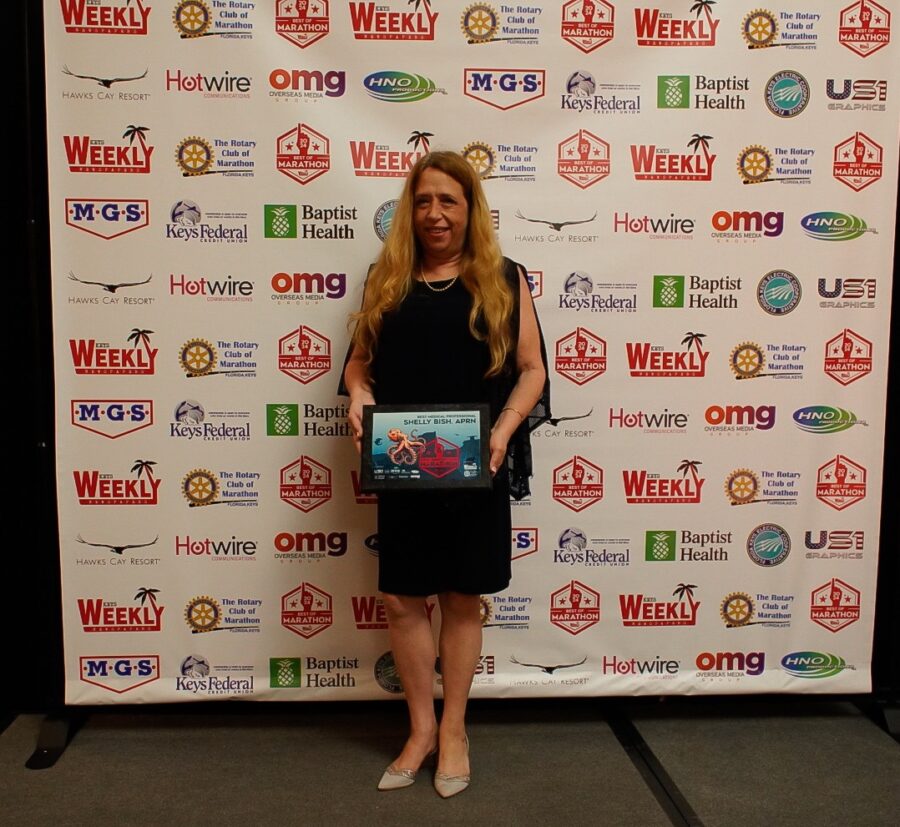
[412,167,469,262]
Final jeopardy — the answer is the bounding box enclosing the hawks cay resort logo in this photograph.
[805,529,864,561]
[74,533,159,568]
[552,456,604,512]
[170,269,253,301]
[557,130,609,189]
[64,124,153,174]
[824,328,872,386]
[560,69,641,115]
[555,328,606,385]
[645,529,731,563]
[265,203,358,239]
[69,328,157,376]
[555,527,630,567]
[626,331,708,377]
[652,274,741,310]
[838,1,890,57]
[531,407,597,441]
[280,455,332,513]
[174,135,256,177]
[74,458,160,505]
[363,70,445,103]
[736,144,813,186]
[613,210,694,240]
[464,68,545,110]
[177,655,255,697]
[729,340,805,381]
[66,270,153,305]
[833,132,883,191]
[826,77,887,111]
[275,0,330,48]
[66,198,149,240]
[178,337,258,379]
[59,0,150,35]
[801,212,875,242]
[741,8,821,50]
[561,0,615,53]
[184,594,262,634]
[71,399,153,439]
[463,140,537,183]
[175,532,257,561]
[270,268,346,304]
[719,590,793,628]
[622,459,704,505]
[634,1,719,46]
[550,580,601,634]
[181,467,260,508]
[657,74,748,110]
[631,134,715,182]
[269,66,345,101]
[460,3,542,45]
[281,582,333,639]
[170,399,251,442]
[172,0,255,39]
[723,466,800,508]
[351,130,431,177]
[514,209,598,243]
[60,63,150,102]
[165,66,252,99]
[276,123,330,184]
[278,324,331,384]
[80,656,160,695]
[819,277,876,309]
[273,528,348,562]
[78,587,163,633]
[349,0,438,40]
[764,70,810,117]
[619,583,700,627]
[558,270,637,313]
[816,454,866,511]
[166,200,249,244]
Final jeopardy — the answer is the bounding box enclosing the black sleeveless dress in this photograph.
[370,274,511,596]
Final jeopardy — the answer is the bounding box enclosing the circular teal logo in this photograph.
[765,70,809,117]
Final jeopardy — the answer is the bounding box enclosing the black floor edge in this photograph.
[607,713,705,827]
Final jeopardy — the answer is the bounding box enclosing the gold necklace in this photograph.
[420,269,459,293]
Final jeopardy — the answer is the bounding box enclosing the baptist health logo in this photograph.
[267,404,299,436]
[270,657,302,688]
[658,75,690,108]
[646,531,676,561]
[653,276,684,307]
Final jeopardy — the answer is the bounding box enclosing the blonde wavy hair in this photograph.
[351,151,513,377]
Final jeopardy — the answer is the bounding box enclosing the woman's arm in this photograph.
[489,267,547,474]
[344,344,375,454]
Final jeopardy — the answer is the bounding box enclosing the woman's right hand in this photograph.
[349,391,375,454]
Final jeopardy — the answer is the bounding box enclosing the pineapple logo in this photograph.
[653,275,685,308]
[267,404,299,436]
[658,75,690,109]
[646,531,676,561]
[264,204,298,238]
[270,657,302,688]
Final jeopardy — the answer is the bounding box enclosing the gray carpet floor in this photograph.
[2,700,898,826]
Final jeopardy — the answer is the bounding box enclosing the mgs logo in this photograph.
[824,329,872,385]
[555,328,607,385]
[838,1,890,57]
[464,69,546,110]
[552,456,604,512]
[275,0,330,48]
[816,455,866,511]
[811,578,861,632]
[634,2,719,46]
[66,199,149,239]
[71,400,153,439]
[278,325,332,383]
[561,0,615,53]
[59,0,150,35]
[80,656,160,694]
[557,130,610,188]
[64,125,153,174]
[833,132,883,191]
[281,583,333,638]
[550,580,601,634]
[276,123,330,184]
[349,0,438,40]
[511,528,539,560]
[280,455,332,512]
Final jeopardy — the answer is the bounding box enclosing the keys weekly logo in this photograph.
[626,331,708,377]
[73,459,160,506]
[631,134,715,181]
[634,2,719,46]
[77,588,164,632]
[623,460,704,504]
[349,0,437,40]
[619,583,700,626]
[350,130,432,177]
[69,328,157,375]
[838,1,890,57]
[59,0,150,35]
[64,125,153,174]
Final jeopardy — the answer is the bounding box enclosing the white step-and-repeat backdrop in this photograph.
[46,1,897,702]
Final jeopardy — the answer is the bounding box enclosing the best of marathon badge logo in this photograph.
[634,2,719,46]
[816,455,866,511]
[620,584,700,627]
[66,199,149,240]
[280,455,332,512]
[72,399,153,439]
[181,468,259,508]
[838,1,890,57]
[623,460,704,504]
[824,329,872,385]
[627,331,708,377]
[349,0,438,40]
[741,8,820,50]
[811,578,861,632]
[552,456,604,512]
[275,0,330,48]
[80,656,160,694]
[73,459,160,505]
[464,69,545,110]
[557,130,610,188]
[555,328,607,385]
[351,130,431,177]
[462,140,537,182]
[561,0,614,53]
[460,3,541,45]
[276,123,330,184]
[60,0,150,35]
[833,132,883,191]
[78,588,164,633]
[179,338,258,378]
[631,134,715,181]
[278,325,331,383]
[172,0,254,39]
[281,583,333,638]
[174,136,256,177]
[64,125,153,174]
[550,580,600,634]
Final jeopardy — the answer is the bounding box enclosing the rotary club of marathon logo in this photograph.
[281,582,333,638]
[179,338,257,378]
[816,455,867,511]
[557,130,610,189]
[174,135,255,177]
[561,0,614,53]
[278,325,332,383]
[823,328,872,385]
[741,8,819,50]
[276,123,330,184]
[172,0,255,39]
[555,328,607,385]
[460,3,540,45]
[810,579,861,632]
[180,468,258,508]
[736,145,811,185]
[275,0,330,48]
[833,132,883,191]
[550,580,601,634]
[552,456,604,511]
[838,1,890,57]
[280,455,332,512]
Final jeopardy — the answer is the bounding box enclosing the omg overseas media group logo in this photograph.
[269,66,345,102]
[172,0,255,39]
[741,8,820,50]
[59,0,150,35]
[166,200,249,245]
[838,1,890,57]
[634,2,719,46]
[703,402,775,436]
[63,124,153,174]
[174,135,256,177]
[269,269,346,306]
[275,0,330,48]
[273,528,347,563]
[460,3,543,46]
[561,0,614,53]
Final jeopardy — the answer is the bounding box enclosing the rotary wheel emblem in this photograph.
[720,592,755,627]
[180,338,217,376]
[742,9,777,48]
[737,145,772,184]
[182,468,219,507]
[175,136,215,176]
[461,4,499,43]
[462,142,496,179]
[173,0,212,37]
[185,595,221,633]
[725,468,759,505]
[479,596,494,626]
[730,342,764,380]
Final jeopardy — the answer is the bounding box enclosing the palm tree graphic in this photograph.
[681,331,706,355]
[127,328,154,352]
[673,582,698,609]
[131,459,157,480]
[687,134,713,164]
[677,459,702,487]
[123,125,149,149]
[408,131,433,153]
[408,0,431,11]
[134,587,160,608]
[690,0,716,23]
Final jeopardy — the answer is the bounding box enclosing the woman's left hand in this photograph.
[489,430,509,477]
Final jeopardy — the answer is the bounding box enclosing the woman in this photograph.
[343,151,549,797]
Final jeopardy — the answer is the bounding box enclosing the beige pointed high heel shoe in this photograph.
[434,735,470,799]
[377,745,437,791]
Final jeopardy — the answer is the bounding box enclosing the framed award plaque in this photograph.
[360,403,492,492]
